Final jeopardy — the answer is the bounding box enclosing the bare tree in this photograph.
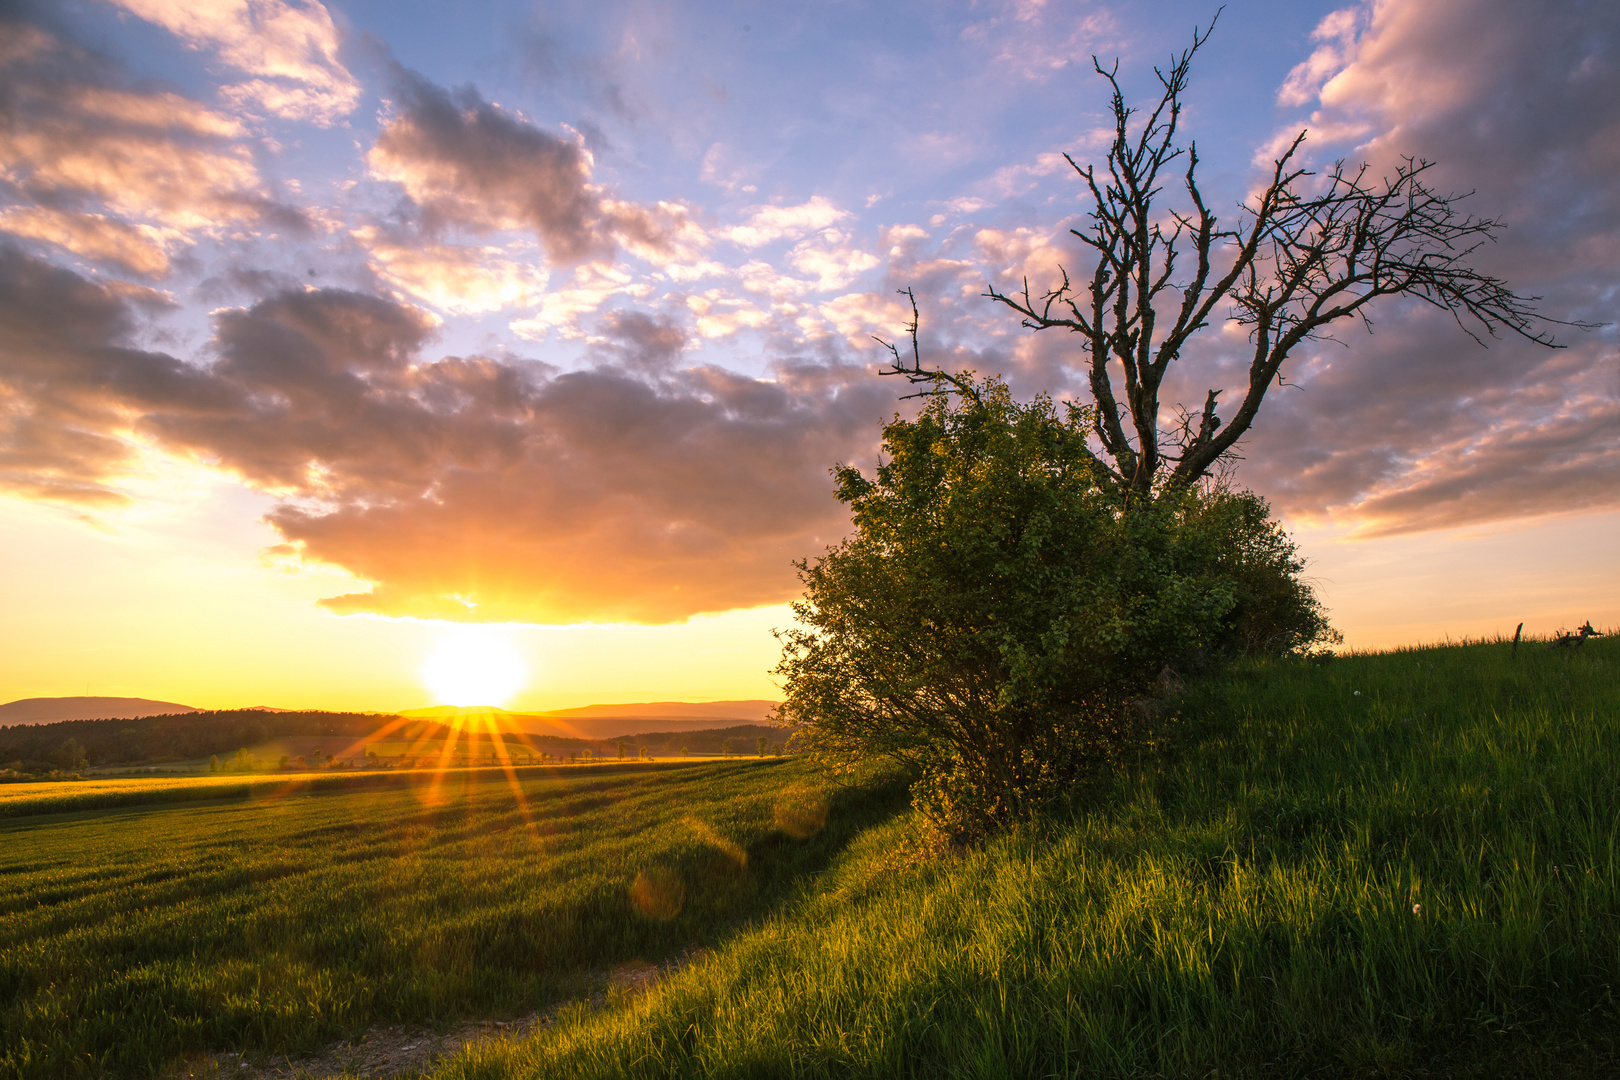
[884,17,1572,500]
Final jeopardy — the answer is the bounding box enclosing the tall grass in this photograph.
[0,760,905,1079]
[436,635,1620,1079]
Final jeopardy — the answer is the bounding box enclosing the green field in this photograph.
[0,762,663,818]
[0,760,905,1078]
[3,636,1617,1079]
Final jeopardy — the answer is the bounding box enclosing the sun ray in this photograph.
[480,711,541,839]
[425,718,463,805]
[335,712,420,762]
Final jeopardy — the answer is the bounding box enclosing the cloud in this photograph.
[0,18,280,247]
[973,226,1071,290]
[512,22,634,121]
[0,244,202,504]
[817,291,918,348]
[214,294,892,623]
[509,262,643,339]
[985,148,1088,199]
[787,229,880,292]
[0,205,179,276]
[1276,7,1364,108]
[355,228,548,314]
[1229,0,1620,532]
[682,287,774,339]
[959,0,1119,81]
[368,67,689,267]
[590,309,688,372]
[105,0,360,125]
[0,246,895,622]
[719,196,849,249]
[699,142,757,192]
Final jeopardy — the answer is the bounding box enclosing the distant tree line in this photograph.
[0,712,793,775]
[0,710,419,773]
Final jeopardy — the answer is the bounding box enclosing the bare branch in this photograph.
[979,14,1575,497]
[874,288,981,403]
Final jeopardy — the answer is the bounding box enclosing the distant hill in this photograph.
[398,700,781,740]
[398,705,514,718]
[537,700,778,721]
[0,696,200,726]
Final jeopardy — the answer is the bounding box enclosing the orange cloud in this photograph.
[720,197,848,249]
[0,247,893,622]
[0,206,176,277]
[355,229,549,314]
[0,246,189,504]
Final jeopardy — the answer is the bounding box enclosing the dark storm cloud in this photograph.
[0,245,891,622]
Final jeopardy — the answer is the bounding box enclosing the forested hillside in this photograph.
[0,710,415,770]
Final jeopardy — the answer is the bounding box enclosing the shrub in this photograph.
[775,376,1331,841]
[1171,485,1341,662]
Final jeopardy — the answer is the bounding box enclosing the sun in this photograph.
[421,626,527,707]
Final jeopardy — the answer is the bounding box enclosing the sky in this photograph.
[0,0,1615,713]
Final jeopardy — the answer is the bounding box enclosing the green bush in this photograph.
[1173,486,1341,662]
[776,376,1332,841]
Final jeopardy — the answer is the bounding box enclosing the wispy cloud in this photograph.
[105,0,360,124]
[719,197,849,249]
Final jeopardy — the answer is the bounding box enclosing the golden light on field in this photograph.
[421,626,527,707]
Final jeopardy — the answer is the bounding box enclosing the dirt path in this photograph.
[167,952,708,1079]
[185,1014,545,1079]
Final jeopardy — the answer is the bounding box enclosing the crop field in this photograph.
[0,759,744,819]
[0,771,386,814]
[0,763,605,818]
[432,636,1620,1079]
[0,759,907,1078]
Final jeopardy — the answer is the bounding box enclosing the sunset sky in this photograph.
[1,0,1615,713]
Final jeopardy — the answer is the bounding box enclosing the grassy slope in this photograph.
[0,760,907,1079]
[437,636,1620,1079]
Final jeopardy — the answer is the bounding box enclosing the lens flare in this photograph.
[421,626,527,706]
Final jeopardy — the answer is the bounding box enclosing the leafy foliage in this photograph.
[1178,487,1342,661]
[775,377,1333,839]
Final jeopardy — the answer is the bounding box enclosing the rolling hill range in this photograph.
[0,696,201,725]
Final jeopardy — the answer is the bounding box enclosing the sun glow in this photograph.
[421,626,527,707]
